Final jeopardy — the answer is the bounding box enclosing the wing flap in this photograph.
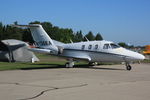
[67,55,91,61]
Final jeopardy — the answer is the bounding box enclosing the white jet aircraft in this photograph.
[12,24,145,70]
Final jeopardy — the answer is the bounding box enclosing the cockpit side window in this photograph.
[81,45,85,50]
[95,44,98,49]
[103,44,110,49]
[110,43,120,49]
[88,45,92,49]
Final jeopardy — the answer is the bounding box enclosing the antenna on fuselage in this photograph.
[84,36,89,41]
[70,39,73,43]
[82,33,89,42]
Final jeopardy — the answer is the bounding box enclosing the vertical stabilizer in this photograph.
[12,24,58,53]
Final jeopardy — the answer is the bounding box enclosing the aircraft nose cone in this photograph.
[137,54,145,61]
[140,54,145,60]
[124,49,145,61]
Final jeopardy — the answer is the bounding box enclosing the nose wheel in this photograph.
[126,63,132,71]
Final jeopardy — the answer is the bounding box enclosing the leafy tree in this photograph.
[118,42,135,49]
[29,21,40,24]
[59,28,74,43]
[22,29,34,43]
[118,42,128,48]
[75,30,83,42]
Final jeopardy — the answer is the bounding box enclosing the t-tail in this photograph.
[12,24,58,54]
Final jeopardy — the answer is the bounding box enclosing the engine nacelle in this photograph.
[57,46,64,54]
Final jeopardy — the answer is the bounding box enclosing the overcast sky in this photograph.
[0,0,150,46]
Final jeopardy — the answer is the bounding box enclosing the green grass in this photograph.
[0,62,65,71]
[0,53,65,71]
[0,61,88,71]
[0,53,87,71]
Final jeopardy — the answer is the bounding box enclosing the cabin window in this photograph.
[95,44,98,49]
[103,44,110,49]
[110,43,120,49]
[88,45,92,49]
[81,45,85,50]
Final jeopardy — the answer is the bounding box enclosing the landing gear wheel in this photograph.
[88,62,94,68]
[126,65,132,71]
[88,62,98,66]
[65,60,74,68]
[88,62,94,66]
[65,63,69,68]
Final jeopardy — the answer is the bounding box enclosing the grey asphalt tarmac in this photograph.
[0,63,150,100]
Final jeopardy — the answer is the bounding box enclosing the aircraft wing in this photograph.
[62,50,91,61]
[71,55,91,61]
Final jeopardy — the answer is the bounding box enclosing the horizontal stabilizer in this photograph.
[11,24,40,28]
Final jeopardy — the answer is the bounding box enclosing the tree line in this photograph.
[0,21,103,43]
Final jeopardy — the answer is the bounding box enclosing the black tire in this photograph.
[126,65,132,71]
[88,62,95,66]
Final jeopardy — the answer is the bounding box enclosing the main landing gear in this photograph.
[125,63,132,71]
[65,59,74,68]
[88,62,98,67]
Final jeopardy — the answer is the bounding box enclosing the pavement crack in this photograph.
[0,82,20,85]
[17,83,88,100]
[18,88,56,100]
[0,82,88,100]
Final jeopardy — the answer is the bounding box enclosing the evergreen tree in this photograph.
[95,33,103,40]
[75,30,83,42]
[84,31,95,41]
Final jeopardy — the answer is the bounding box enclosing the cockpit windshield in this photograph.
[103,43,120,49]
[110,43,120,49]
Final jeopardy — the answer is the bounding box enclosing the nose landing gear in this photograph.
[125,63,132,71]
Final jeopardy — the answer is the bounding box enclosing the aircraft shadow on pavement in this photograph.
[21,64,65,70]
[21,64,124,71]
[74,64,124,71]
